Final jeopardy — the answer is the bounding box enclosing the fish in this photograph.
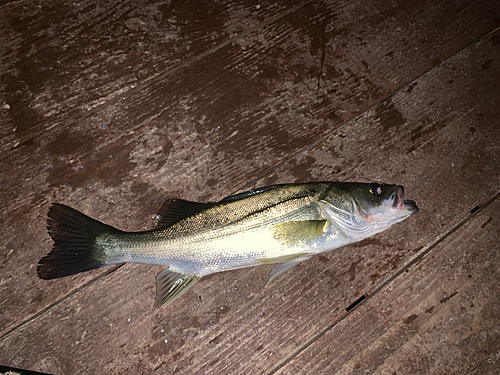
[37,182,419,308]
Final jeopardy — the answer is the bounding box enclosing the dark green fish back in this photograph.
[158,182,332,237]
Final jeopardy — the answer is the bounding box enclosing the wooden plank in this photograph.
[2,0,498,159]
[261,31,500,373]
[1,1,500,375]
[1,20,499,375]
[1,0,314,336]
[0,0,307,151]
[1,1,498,337]
[273,195,500,375]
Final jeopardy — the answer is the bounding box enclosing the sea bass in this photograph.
[38,182,418,308]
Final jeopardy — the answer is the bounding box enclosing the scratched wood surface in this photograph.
[0,0,499,374]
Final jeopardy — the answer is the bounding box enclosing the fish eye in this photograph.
[370,183,383,196]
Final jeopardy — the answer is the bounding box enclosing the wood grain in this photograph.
[0,0,306,152]
[2,26,499,375]
[1,0,500,374]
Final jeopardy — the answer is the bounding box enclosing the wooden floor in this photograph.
[1,0,500,374]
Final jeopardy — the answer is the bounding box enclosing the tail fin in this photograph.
[37,204,122,279]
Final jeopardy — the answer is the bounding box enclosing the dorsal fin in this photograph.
[156,199,214,228]
[219,184,285,203]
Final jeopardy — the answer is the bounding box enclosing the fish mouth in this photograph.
[391,185,405,209]
[403,199,419,214]
[391,185,419,214]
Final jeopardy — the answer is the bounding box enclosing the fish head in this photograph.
[319,182,419,239]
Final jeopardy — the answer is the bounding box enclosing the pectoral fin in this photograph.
[271,220,327,246]
[265,256,312,287]
[154,269,198,309]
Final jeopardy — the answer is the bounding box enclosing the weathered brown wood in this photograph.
[0,0,307,152]
[2,0,318,337]
[273,196,500,375]
[2,25,500,375]
[1,0,500,374]
[2,0,498,335]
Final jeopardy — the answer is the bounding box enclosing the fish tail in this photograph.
[37,203,121,279]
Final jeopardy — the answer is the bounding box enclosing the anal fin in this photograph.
[154,269,198,309]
